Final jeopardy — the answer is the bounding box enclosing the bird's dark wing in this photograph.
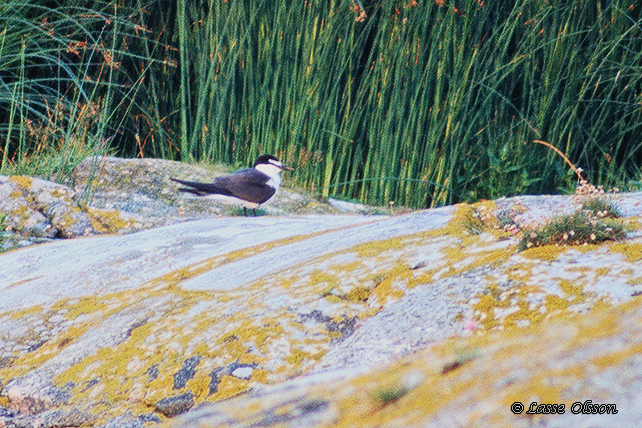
[171,169,276,204]
[214,169,275,204]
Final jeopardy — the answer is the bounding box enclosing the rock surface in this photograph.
[0,175,96,241]
[1,157,642,427]
[0,156,386,251]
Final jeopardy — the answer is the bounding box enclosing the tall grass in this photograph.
[2,0,641,208]
[0,1,165,181]
[155,0,642,207]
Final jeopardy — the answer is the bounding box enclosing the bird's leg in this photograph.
[253,208,258,217]
[243,207,248,217]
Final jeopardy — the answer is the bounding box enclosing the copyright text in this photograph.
[510,400,618,415]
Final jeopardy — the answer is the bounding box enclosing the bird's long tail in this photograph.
[170,178,228,196]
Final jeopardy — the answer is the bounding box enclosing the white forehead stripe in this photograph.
[268,159,282,167]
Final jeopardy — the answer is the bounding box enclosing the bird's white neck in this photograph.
[255,163,283,178]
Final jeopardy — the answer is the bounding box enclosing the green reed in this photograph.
[0,1,159,180]
[161,0,641,207]
[2,0,641,208]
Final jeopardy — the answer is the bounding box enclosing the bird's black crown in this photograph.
[254,154,280,167]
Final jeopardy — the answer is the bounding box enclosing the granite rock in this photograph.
[1,159,642,426]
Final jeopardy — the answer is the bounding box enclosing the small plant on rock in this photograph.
[372,385,411,407]
[518,141,627,250]
[232,207,267,217]
[518,207,626,250]
[0,213,7,249]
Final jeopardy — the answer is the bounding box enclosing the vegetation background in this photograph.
[0,0,641,208]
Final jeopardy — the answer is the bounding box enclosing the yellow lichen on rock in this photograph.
[4,191,641,426]
[610,241,642,262]
[8,176,33,189]
[283,298,642,427]
[85,207,136,234]
[520,245,568,261]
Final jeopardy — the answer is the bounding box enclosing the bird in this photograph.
[171,154,293,216]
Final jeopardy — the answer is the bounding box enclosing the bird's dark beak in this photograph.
[281,165,294,171]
